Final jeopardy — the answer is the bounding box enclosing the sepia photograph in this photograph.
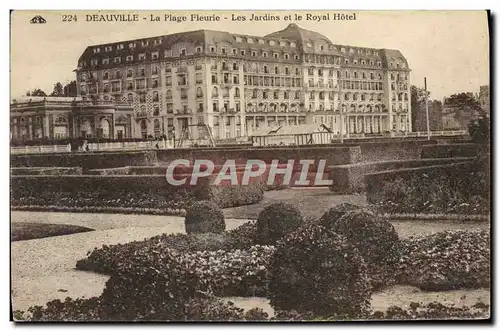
[9,9,491,322]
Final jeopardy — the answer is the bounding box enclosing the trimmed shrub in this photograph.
[226,221,259,249]
[268,224,372,318]
[468,113,490,144]
[256,202,304,245]
[184,201,225,234]
[318,203,361,229]
[331,210,401,289]
[398,230,490,291]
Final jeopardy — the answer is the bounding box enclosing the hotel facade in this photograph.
[11,24,412,141]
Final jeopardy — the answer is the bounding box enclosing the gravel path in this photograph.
[11,218,249,312]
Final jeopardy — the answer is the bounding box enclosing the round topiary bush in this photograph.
[256,202,304,245]
[318,203,361,229]
[330,210,401,290]
[268,224,372,319]
[184,200,225,234]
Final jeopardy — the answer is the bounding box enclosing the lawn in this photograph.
[11,222,94,242]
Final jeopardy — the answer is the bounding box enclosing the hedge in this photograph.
[10,167,83,175]
[11,174,265,210]
[10,151,158,169]
[329,157,474,194]
[420,143,480,159]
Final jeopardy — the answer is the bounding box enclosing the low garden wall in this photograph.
[329,157,474,194]
[420,144,480,159]
[10,151,159,169]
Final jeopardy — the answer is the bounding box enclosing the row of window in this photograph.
[344,93,384,102]
[341,81,384,91]
[391,93,409,101]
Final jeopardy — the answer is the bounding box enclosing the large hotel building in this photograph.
[11,24,411,141]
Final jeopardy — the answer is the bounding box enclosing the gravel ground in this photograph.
[11,219,249,312]
[227,285,491,318]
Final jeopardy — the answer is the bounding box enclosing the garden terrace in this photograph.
[420,143,480,159]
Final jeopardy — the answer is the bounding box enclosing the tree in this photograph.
[443,93,482,129]
[25,89,47,97]
[50,82,65,97]
[63,81,78,97]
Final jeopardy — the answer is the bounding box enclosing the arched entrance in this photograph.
[97,118,111,138]
[140,119,148,139]
[80,119,92,138]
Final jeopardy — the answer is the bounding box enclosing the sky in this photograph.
[10,10,489,100]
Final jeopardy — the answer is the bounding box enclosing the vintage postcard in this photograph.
[10,10,491,322]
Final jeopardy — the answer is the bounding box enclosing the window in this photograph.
[154,39,162,45]
[258,39,264,44]
[294,55,300,60]
[126,55,133,62]
[138,53,146,60]
[129,42,136,49]
[274,53,279,59]
[247,38,253,44]
[105,46,112,52]
[285,67,289,75]
[252,51,257,57]
[233,62,238,70]
[320,45,324,51]
[117,44,124,50]
[152,52,159,60]
[198,103,204,113]
[93,47,100,54]
[263,91,268,99]
[233,49,237,55]
[240,50,246,56]
[235,87,240,97]
[210,46,216,53]
[263,52,268,58]
[102,58,109,65]
[180,48,186,56]
[236,36,242,42]
[103,72,109,80]
[284,54,289,60]
[295,68,300,75]
[221,47,226,54]
[196,87,203,97]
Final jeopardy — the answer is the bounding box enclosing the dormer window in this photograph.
[114,57,121,64]
[290,42,296,48]
[341,47,346,52]
[306,42,312,48]
[105,46,112,52]
[91,59,98,66]
[247,38,254,44]
[117,44,124,50]
[102,58,109,65]
[138,53,146,60]
[235,36,242,42]
[280,41,286,47]
[269,40,275,46]
[93,47,100,54]
[258,39,264,44]
[129,42,136,49]
[350,48,354,53]
[367,50,371,55]
[154,39,162,45]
